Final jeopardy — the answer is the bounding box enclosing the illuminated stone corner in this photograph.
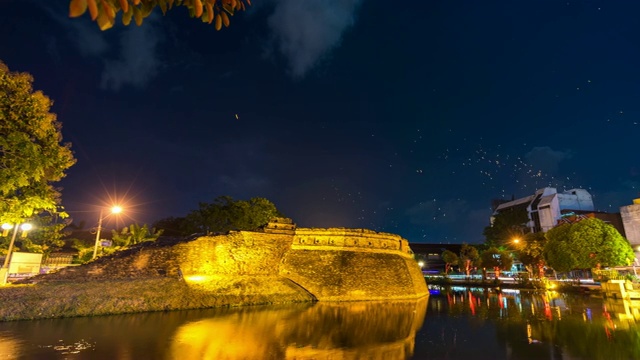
[261,217,297,235]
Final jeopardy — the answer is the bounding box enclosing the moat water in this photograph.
[0,286,639,359]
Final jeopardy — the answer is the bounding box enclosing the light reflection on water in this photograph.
[0,299,427,359]
[1,288,640,359]
[418,285,640,360]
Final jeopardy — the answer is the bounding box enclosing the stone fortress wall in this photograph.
[26,219,428,306]
[263,218,427,301]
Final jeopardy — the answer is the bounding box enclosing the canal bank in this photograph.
[425,275,603,295]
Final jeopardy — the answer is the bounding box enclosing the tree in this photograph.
[479,247,513,279]
[459,243,480,277]
[544,218,635,273]
[184,196,282,235]
[69,0,252,31]
[516,232,547,278]
[483,207,529,247]
[0,62,76,226]
[441,250,459,274]
[152,216,189,237]
[111,223,163,247]
[6,215,71,257]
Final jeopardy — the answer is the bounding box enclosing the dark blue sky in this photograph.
[1,0,638,243]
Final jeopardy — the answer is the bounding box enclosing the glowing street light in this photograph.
[1,222,33,285]
[92,206,123,260]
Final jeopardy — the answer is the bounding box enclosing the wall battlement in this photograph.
[292,228,413,258]
[263,218,414,258]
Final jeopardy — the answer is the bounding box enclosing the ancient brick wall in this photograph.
[30,226,427,302]
[281,227,427,300]
[174,231,293,279]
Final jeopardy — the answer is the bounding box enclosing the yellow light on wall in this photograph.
[185,275,210,283]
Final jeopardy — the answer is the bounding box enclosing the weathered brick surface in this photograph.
[20,226,427,312]
[280,249,427,301]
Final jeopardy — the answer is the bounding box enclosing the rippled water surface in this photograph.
[0,286,638,359]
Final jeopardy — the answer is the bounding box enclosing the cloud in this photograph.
[100,14,164,91]
[40,3,109,57]
[525,146,572,174]
[69,22,110,57]
[267,0,363,78]
[40,3,163,91]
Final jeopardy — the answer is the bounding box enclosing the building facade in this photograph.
[493,187,595,233]
[621,198,640,247]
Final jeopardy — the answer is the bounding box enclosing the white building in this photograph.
[621,199,640,247]
[493,187,595,233]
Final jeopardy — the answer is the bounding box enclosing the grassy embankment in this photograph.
[0,276,315,321]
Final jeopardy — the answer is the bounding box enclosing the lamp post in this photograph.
[1,222,32,285]
[92,206,122,260]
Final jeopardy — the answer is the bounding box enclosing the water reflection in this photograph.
[3,289,640,359]
[418,286,640,360]
[0,298,428,360]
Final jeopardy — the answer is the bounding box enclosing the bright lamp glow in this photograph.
[20,224,32,231]
[111,206,123,214]
[1,224,12,230]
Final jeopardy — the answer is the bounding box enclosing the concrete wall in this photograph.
[558,189,594,211]
[621,202,640,246]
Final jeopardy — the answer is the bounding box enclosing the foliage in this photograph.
[184,196,282,235]
[592,269,625,282]
[479,247,513,278]
[152,216,190,237]
[516,231,547,278]
[0,215,70,257]
[483,207,529,247]
[542,224,574,272]
[0,62,76,226]
[441,250,459,274]
[69,0,252,31]
[544,218,635,272]
[70,239,95,263]
[111,223,163,247]
[459,243,479,277]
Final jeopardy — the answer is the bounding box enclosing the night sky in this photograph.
[1,1,638,244]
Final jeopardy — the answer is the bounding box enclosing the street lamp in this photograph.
[92,206,123,260]
[1,222,32,285]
